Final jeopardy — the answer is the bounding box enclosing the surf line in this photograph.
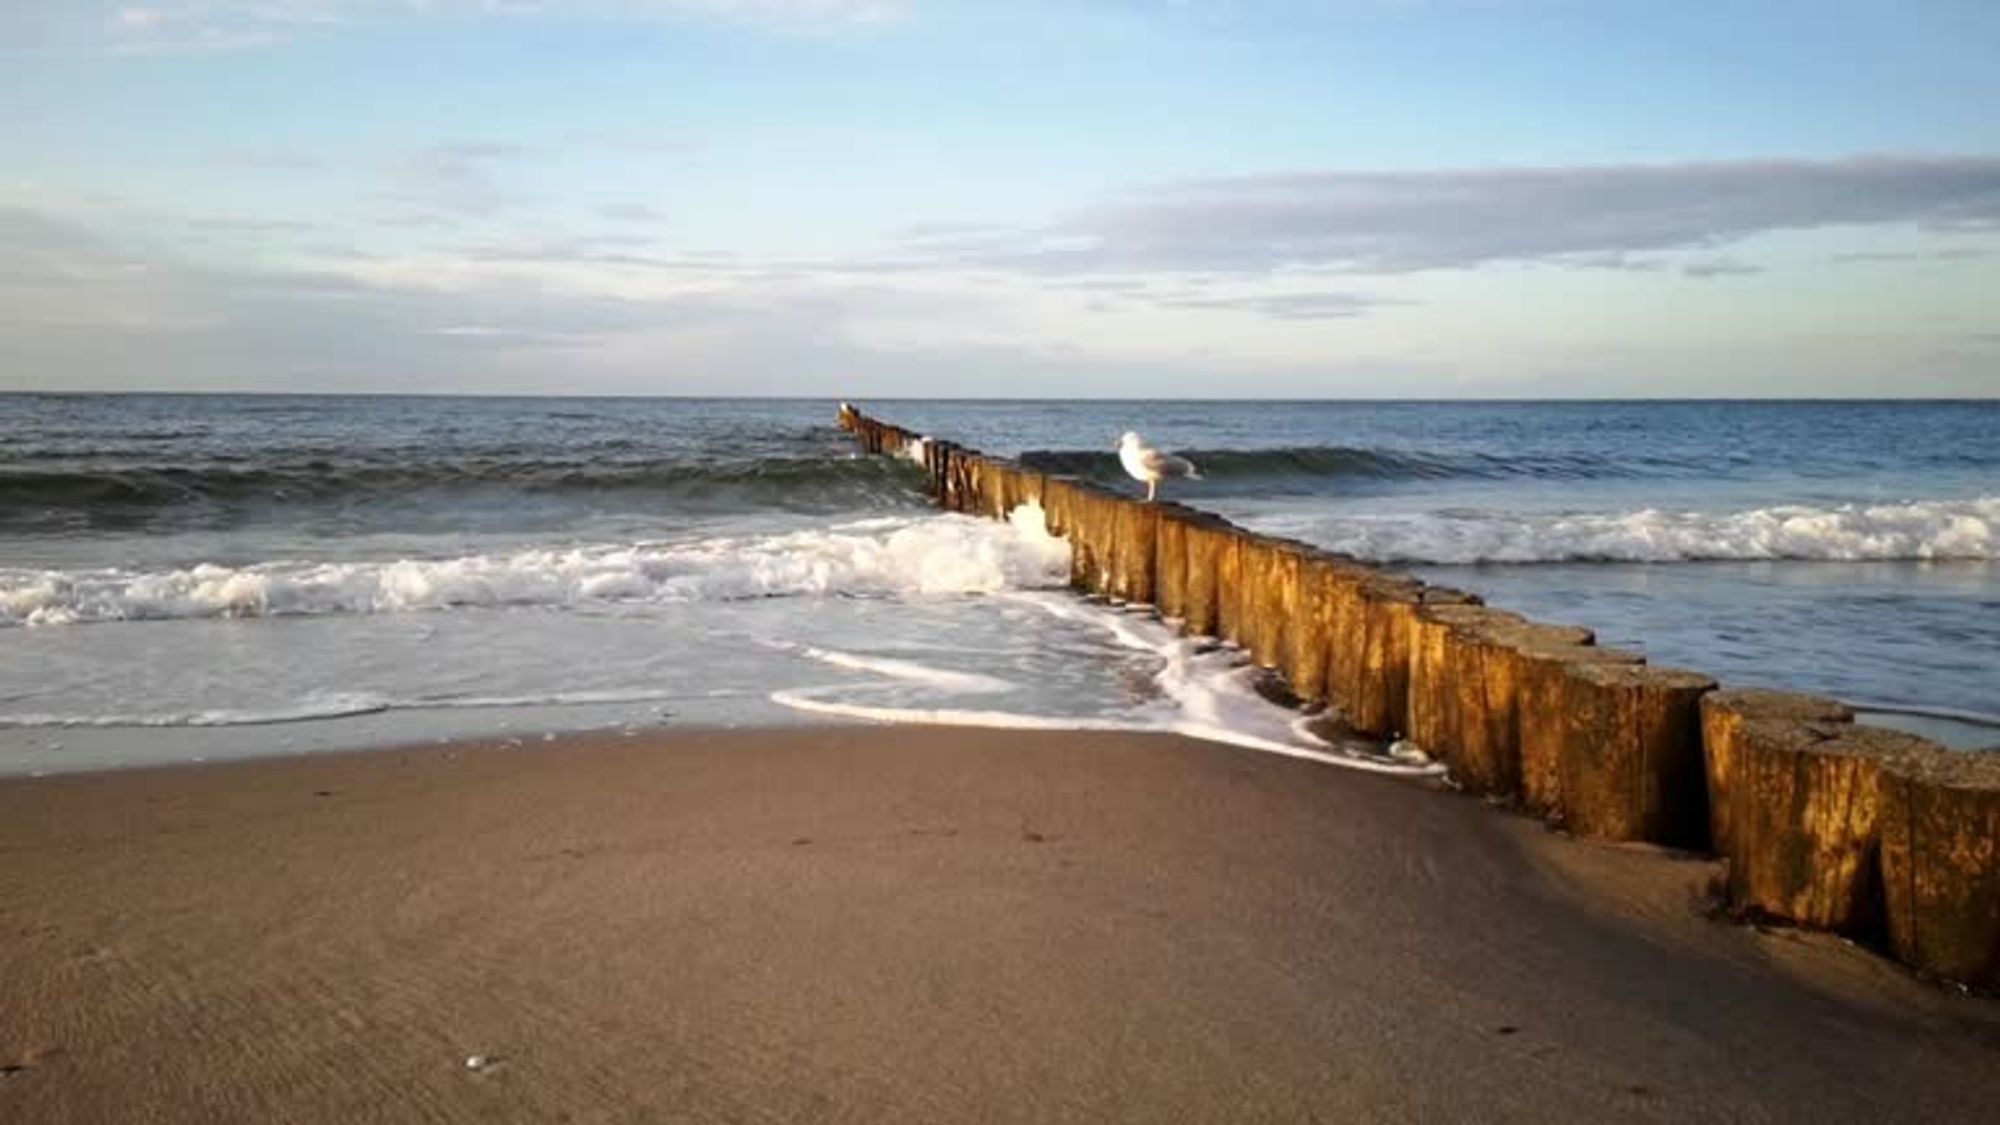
[766,601,1443,778]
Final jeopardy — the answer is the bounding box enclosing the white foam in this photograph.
[0,693,392,729]
[0,686,757,729]
[772,684,1437,777]
[0,510,1072,627]
[1270,495,1999,564]
[770,687,1135,733]
[415,688,736,710]
[770,587,1442,778]
[794,646,1018,695]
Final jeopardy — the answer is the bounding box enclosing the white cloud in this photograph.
[7,143,1999,396]
[929,156,2000,276]
[89,0,908,53]
[113,6,171,30]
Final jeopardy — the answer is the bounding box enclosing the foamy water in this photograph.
[769,592,1440,776]
[1,511,1070,626]
[1254,496,1997,565]
[2,395,1995,772]
[2,500,1413,775]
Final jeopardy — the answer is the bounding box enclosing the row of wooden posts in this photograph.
[839,403,1999,991]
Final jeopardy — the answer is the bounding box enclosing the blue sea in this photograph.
[2,395,1994,774]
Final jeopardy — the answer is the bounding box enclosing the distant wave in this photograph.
[0,454,926,526]
[1017,445,1708,487]
[1270,496,1999,564]
[0,508,1070,627]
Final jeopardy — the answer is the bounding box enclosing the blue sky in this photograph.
[3,1,1997,396]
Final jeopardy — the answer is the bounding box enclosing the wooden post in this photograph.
[1721,721,1932,932]
[1408,604,1525,765]
[1878,746,2000,988]
[1557,663,1716,845]
[1110,500,1162,605]
[1152,503,1196,623]
[1699,690,1855,866]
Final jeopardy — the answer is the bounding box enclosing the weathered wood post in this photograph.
[1878,749,2000,988]
[1516,644,1646,821]
[1152,503,1198,623]
[1177,514,1237,640]
[1699,689,1855,860]
[1557,664,1716,845]
[1409,604,1525,763]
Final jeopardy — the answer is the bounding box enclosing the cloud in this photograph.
[102,2,345,54]
[596,203,669,223]
[1149,289,1407,320]
[629,0,906,26]
[1831,246,1994,264]
[1679,258,1761,279]
[10,138,1996,396]
[0,201,694,388]
[112,6,169,30]
[90,0,907,53]
[0,200,1038,394]
[928,155,2000,276]
[10,192,1994,397]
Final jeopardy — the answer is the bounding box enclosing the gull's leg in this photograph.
[1146,478,1157,502]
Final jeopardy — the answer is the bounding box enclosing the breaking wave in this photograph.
[1276,496,1999,564]
[0,508,1070,627]
[0,454,928,528]
[1018,445,1710,487]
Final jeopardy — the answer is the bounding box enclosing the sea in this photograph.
[2,395,1995,776]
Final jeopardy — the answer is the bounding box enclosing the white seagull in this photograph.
[1118,431,1201,502]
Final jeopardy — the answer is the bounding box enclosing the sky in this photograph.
[3,1,1998,398]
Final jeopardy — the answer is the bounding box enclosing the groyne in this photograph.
[838,403,2000,991]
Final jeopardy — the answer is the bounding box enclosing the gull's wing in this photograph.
[1142,448,1199,479]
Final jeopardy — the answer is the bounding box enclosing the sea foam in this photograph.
[0,509,1069,627]
[1270,495,1998,564]
[771,588,1442,777]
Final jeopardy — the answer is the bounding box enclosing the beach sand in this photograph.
[4,727,1998,1123]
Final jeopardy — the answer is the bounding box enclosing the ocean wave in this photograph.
[1017,445,1698,486]
[0,508,1070,627]
[1275,496,1999,564]
[0,453,925,525]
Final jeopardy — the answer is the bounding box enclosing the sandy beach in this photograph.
[4,727,1998,1124]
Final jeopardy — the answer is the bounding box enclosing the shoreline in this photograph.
[5,694,1994,787]
[6,726,1999,1123]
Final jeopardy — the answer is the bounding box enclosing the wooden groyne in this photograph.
[837,404,2000,990]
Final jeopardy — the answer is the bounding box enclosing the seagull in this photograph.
[1118,431,1201,502]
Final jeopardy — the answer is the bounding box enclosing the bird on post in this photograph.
[1118,431,1201,502]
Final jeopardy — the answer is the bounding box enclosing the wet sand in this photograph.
[4,727,1998,1123]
